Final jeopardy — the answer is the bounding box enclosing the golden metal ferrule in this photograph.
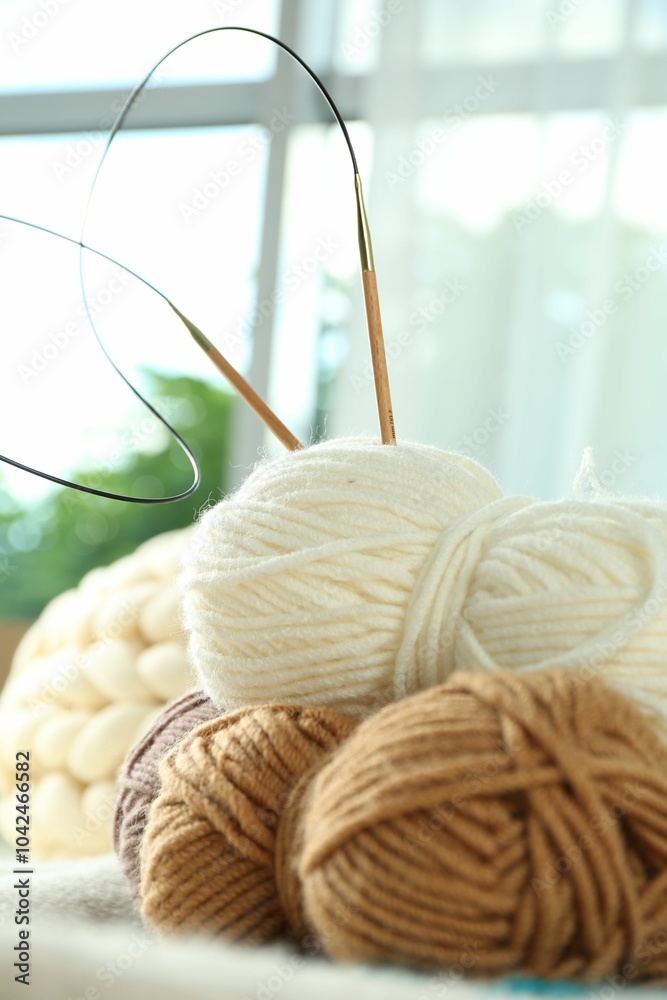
[354,172,375,273]
[168,300,213,352]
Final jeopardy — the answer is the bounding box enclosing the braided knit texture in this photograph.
[113,688,220,902]
[139,669,667,982]
[0,527,195,859]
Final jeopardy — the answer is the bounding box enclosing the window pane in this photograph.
[267,121,373,448]
[636,0,667,50]
[331,106,667,498]
[0,131,112,240]
[420,0,545,65]
[333,0,385,75]
[419,0,626,63]
[549,0,625,58]
[0,0,280,93]
[0,126,268,499]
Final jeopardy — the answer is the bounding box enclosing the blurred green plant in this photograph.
[0,370,234,620]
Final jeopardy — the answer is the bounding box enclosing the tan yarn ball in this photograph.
[300,670,667,980]
[140,703,357,940]
[0,528,195,858]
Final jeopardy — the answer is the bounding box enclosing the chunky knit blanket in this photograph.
[0,852,666,1000]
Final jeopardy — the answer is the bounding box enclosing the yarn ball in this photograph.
[300,669,667,980]
[182,437,667,728]
[140,669,667,982]
[140,703,357,940]
[0,528,195,858]
[412,497,667,727]
[113,688,220,902]
[181,437,503,715]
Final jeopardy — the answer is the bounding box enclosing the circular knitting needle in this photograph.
[84,27,397,449]
[354,174,396,445]
[168,303,303,452]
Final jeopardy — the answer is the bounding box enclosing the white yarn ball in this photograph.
[182,437,667,728]
[433,496,667,727]
[180,437,503,715]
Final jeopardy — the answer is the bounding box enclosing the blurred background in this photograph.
[1,0,667,661]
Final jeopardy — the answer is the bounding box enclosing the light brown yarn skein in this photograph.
[140,703,357,941]
[300,670,667,981]
[140,669,667,982]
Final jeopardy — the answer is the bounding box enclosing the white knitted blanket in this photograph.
[0,853,663,1000]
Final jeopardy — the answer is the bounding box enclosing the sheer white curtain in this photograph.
[2,0,667,505]
[327,0,667,501]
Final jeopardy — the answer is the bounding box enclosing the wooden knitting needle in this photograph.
[169,177,393,451]
[168,301,303,452]
[355,173,396,445]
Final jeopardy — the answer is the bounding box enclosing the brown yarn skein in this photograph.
[300,669,667,981]
[140,703,357,941]
[114,689,220,902]
[140,669,667,982]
